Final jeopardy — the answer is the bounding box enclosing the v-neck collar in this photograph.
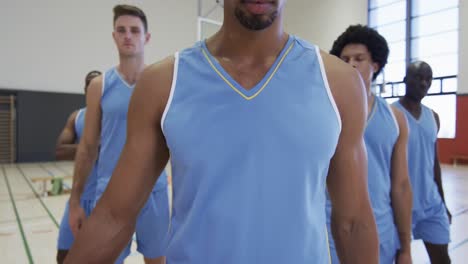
[113,67,135,89]
[200,35,295,100]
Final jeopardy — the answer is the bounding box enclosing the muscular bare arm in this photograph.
[64,57,175,263]
[69,76,103,235]
[390,107,413,262]
[322,51,379,263]
[55,110,79,160]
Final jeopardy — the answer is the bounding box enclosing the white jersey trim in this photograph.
[161,52,180,134]
[75,109,84,128]
[101,72,106,98]
[385,100,400,136]
[315,46,342,132]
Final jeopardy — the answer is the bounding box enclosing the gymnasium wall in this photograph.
[16,91,85,162]
[284,0,368,51]
[0,0,198,94]
[0,0,369,95]
[430,1,467,164]
[0,89,84,162]
[438,95,468,164]
[459,0,468,95]
[1,1,466,163]
[0,0,200,162]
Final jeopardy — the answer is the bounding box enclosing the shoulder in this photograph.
[389,104,409,136]
[131,55,177,116]
[86,74,104,98]
[390,104,407,127]
[139,55,176,94]
[69,109,80,123]
[431,109,440,129]
[319,50,367,119]
[320,50,364,94]
[88,74,104,88]
[63,109,79,130]
[421,104,440,128]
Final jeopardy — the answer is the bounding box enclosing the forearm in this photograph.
[70,144,98,203]
[391,184,413,251]
[55,144,78,161]
[332,207,379,263]
[434,162,446,203]
[65,142,162,263]
[64,201,135,263]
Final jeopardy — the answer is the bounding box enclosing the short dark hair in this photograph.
[113,4,148,32]
[330,24,389,81]
[85,70,101,90]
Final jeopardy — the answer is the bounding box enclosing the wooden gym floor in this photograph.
[1,162,467,263]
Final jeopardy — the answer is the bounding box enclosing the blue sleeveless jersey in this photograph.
[364,97,399,241]
[162,36,341,264]
[326,96,399,246]
[96,67,168,199]
[75,108,97,200]
[393,101,441,211]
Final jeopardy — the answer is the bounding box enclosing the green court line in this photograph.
[423,236,468,263]
[40,163,72,189]
[450,237,468,252]
[2,165,34,264]
[16,165,60,228]
[52,162,75,190]
[454,207,468,217]
[53,162,73,175]
[39,163,61,178]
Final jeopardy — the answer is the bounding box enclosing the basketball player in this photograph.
[68,5,169,264]
[55,70,101,264]
[394,61,451,264]
[327,25,413,264]
[66,1,378,263]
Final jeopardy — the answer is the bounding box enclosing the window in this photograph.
[369,0,407,83]
[423,94,456,138]
[368,0,459,138]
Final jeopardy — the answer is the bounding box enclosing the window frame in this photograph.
[368,0,459,139]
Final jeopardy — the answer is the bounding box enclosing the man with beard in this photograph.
[65,1,378,263]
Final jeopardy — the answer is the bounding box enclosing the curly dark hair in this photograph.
[330,24,389,81]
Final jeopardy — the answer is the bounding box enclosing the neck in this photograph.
[400,96,421,111]
[365,80,372,96]
[207,14,287,60]
[368,93,374,104]
[117,55,145,85]
[365,80,375,101]
[367,92,375,117]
